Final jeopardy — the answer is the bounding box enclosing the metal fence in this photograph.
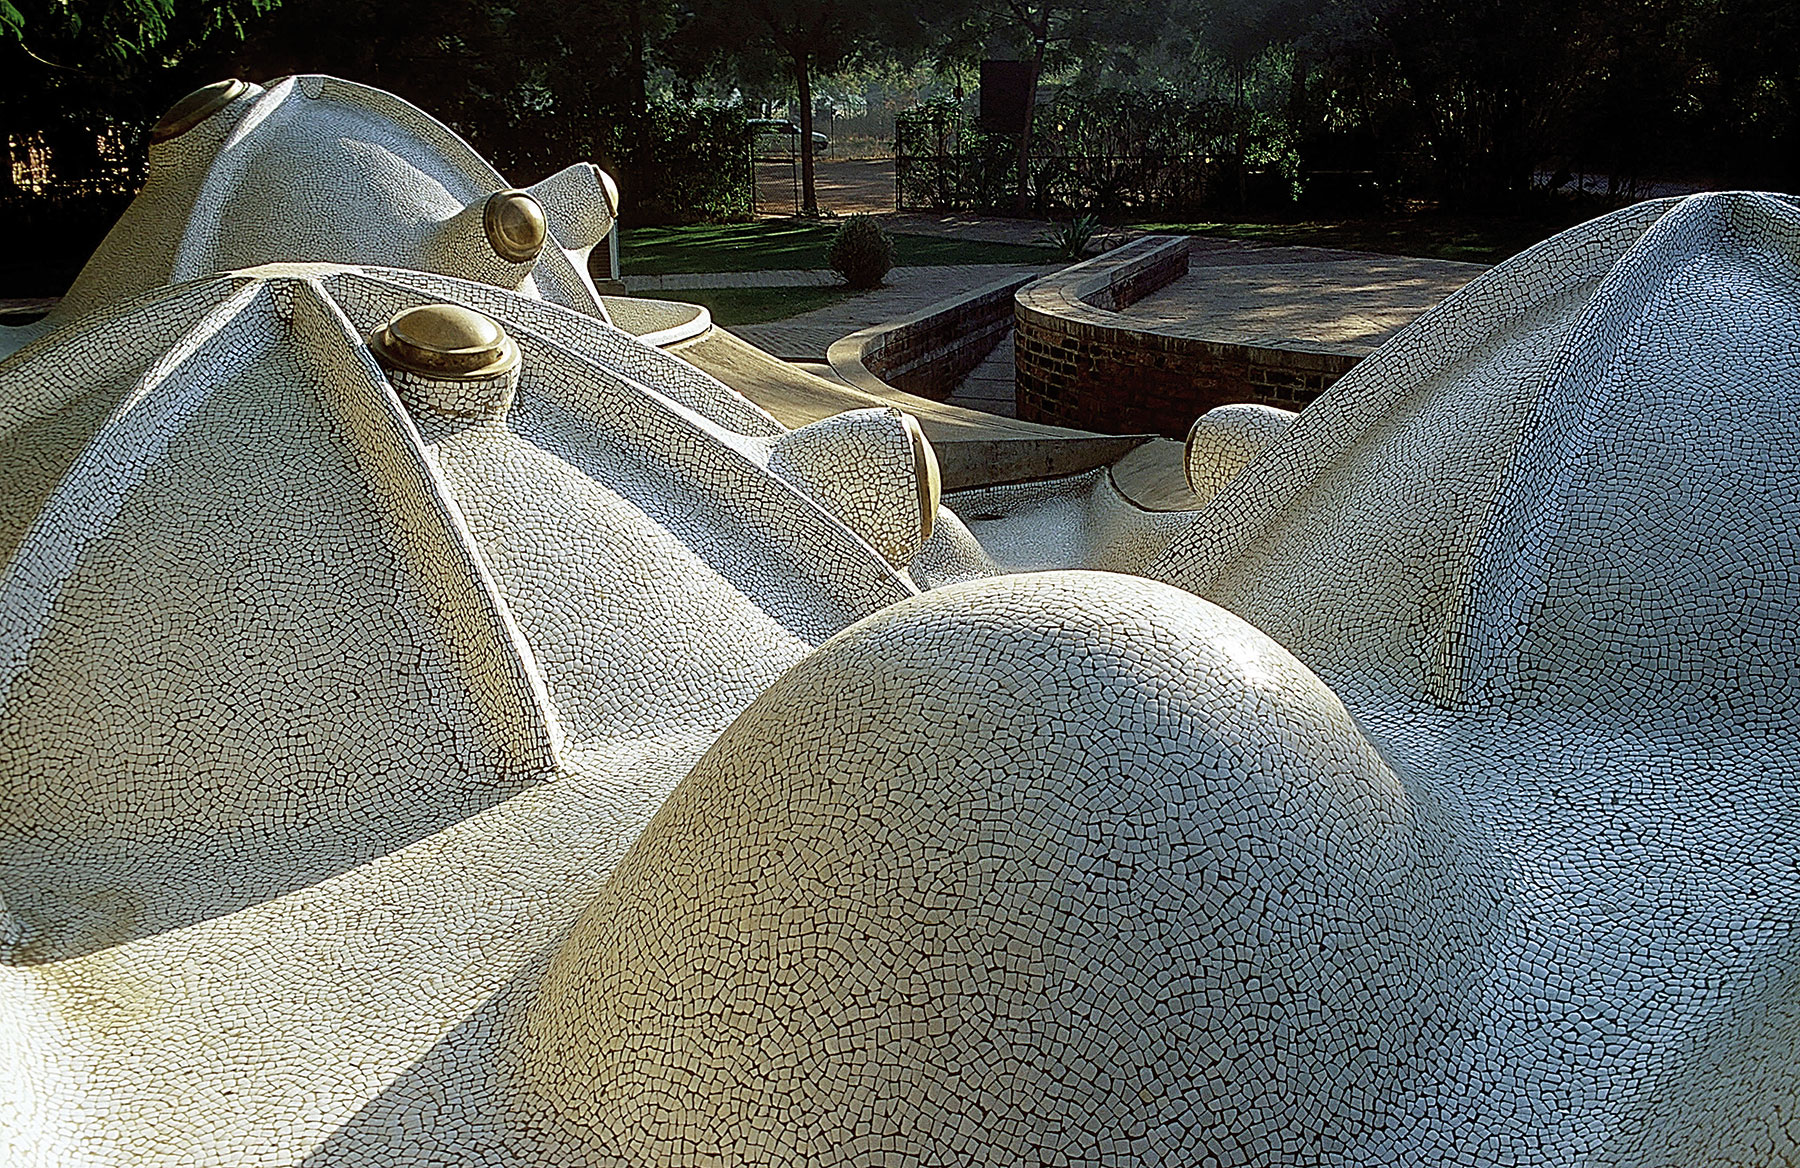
[894,95,1310,217]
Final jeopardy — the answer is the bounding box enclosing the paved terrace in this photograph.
[1122,239,1486,350]
[624,263,1058,363]
[626,234,1487,421]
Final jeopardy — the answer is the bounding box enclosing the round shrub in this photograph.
[828,215,895,289]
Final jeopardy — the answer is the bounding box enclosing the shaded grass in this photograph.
[633,285,861,326]
[1132,209,1603,265]
[621,220,1058,275]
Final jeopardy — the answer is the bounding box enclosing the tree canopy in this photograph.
[0,0,1795,238]
[674,0,934,214]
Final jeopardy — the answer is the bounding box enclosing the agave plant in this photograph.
[1042,213,1102,260]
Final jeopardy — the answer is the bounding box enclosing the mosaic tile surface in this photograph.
[525,192,1800,1165]
[2,76,1798,1167]
[0,75,619,363]
[0,259,936,1167]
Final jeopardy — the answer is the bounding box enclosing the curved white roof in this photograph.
[2,75,1797,1166]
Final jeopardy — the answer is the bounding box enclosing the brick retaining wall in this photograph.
[832,273,1034,401]
[1014,237,1359,437]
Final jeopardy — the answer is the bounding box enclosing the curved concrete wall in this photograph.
[827,271,1032,401]
[1015,236,1358,437]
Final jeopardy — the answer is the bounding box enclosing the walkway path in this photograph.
[626,263,1057,362]
[735,263,1049,361]
[624,237,1487,414]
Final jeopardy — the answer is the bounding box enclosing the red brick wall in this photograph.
[1015,316,1356,437]
[861,277,1031,401]
[1013,238,1360,438]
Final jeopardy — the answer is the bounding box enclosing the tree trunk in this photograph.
[626,0,649,157]
[795,49,818,217]
[1013,29,1048,216]
[1233,62,1248,208]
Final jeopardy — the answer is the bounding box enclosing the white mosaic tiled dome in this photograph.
[0,260,941,1166]
[524,571,1492,1166]
[1,73,1797,1168]
[518,192,1800,1165]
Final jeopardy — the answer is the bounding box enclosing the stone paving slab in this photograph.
[1120,252,1486,351]
[727,263,1051,360]
[944,339,1018,418]
[1184,237,1419,267]
[624,258,1066,294]
[624,270,845,292]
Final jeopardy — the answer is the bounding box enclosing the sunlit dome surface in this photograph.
[0,72,1797,1168]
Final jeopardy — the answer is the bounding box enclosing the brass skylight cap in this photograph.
[370,303,520,379]
[484,190,548,263]
[151,79,251,144]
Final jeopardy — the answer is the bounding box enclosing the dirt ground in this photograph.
[756,158,1061,246]
[756,157,897,217]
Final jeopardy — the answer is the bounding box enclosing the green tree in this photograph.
[924,0,1171,214]
[0,0,276,67]
[0,0,279,292]
[220,0,516,157]
[675,0,930,216]
[0,1,278,195]
[1678,0,1800,189]
[0,0,278,118]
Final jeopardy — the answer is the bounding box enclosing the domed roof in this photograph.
[0,259,940,1163]
[1156,190,1800,722]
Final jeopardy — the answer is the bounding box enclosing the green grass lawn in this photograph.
[620,220,1058,275]
[633,285,863,326]
[1132,209,1602,264]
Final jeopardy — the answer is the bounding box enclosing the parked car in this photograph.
[747,117,829,153]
